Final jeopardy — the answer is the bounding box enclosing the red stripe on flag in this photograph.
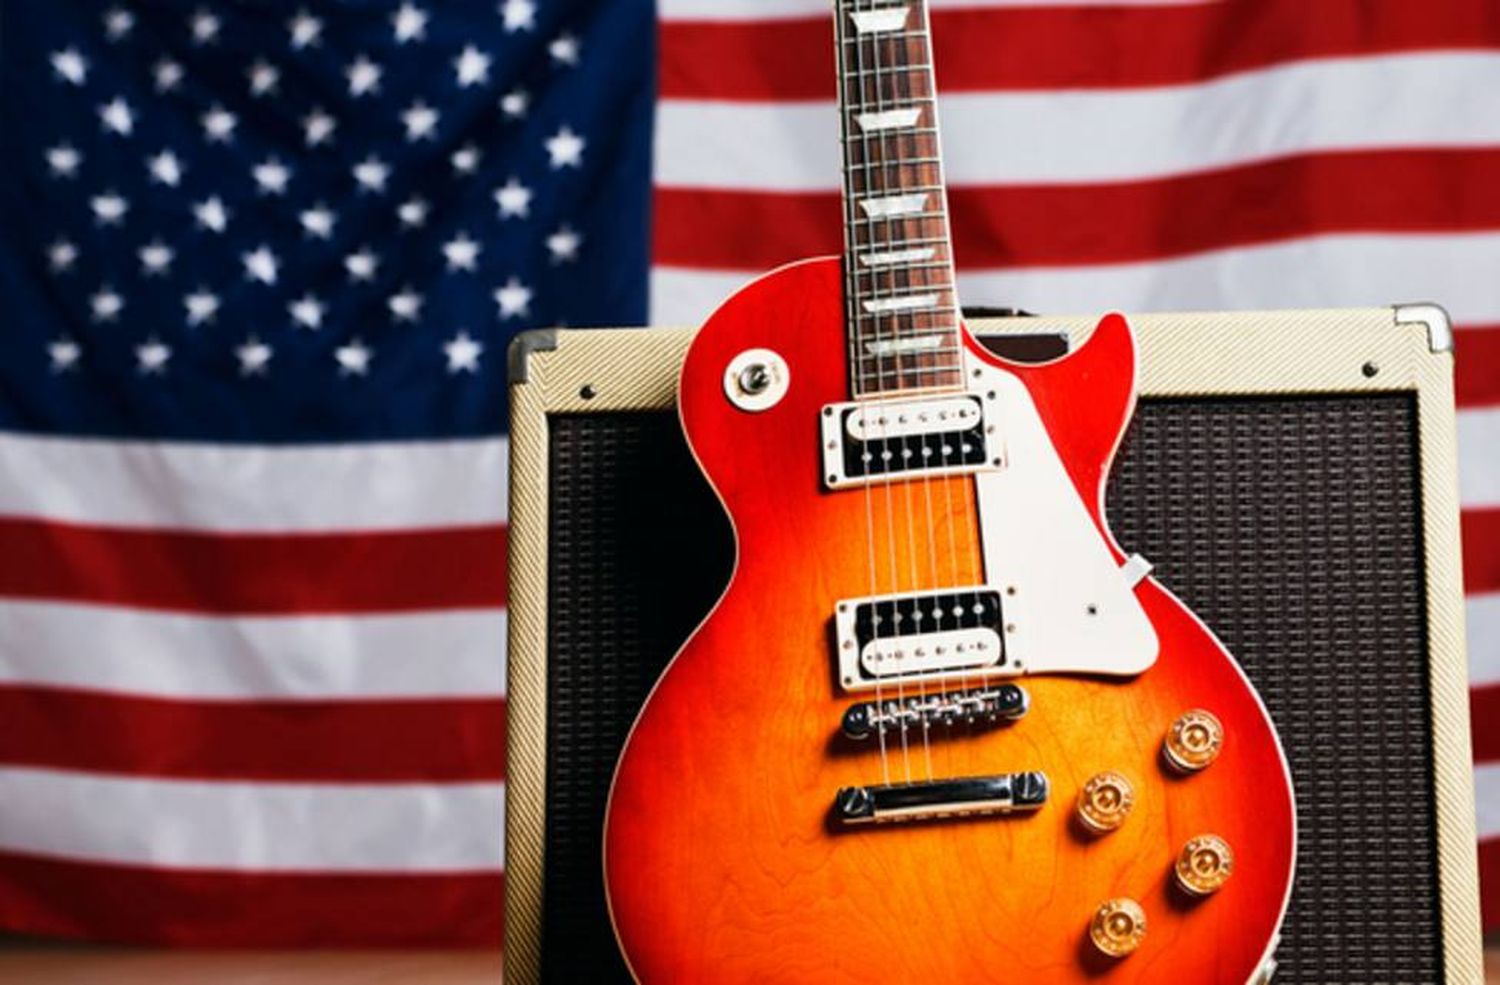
[661,0,1500,100]
[1465,508,1500,595]
[0,686,504,782]
[1480,838,1500,932]
[1457,325,1500,408]
[654,149,1500,271]
[1471,685,1500,762]
[0,849,501,947]
[0,518,507,614]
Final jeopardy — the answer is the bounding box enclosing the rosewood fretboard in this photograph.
[835,0,962,398]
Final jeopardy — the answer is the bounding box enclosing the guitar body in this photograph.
[604,258,1295,984]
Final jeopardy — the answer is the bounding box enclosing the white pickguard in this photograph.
[971,357,1158,678]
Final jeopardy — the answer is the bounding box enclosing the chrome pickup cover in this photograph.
[834,772,1049,825]
[820,393,1001,489]
[835,586,1006,693]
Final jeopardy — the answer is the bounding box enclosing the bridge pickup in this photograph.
[834,772,1049,825]
[820,393,1000,489]
[841,684,1029,740]
[835,587,1006,692]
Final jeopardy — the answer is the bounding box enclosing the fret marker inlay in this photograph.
[856,108,922,132]
[863,293,938,314]
[850,7,909,34]
[860,247,937,266]
[859,193,928,219]
[864,334,946,356]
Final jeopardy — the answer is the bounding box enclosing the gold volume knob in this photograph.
[1089,898,1147,958]
[1076,771,1135,833]
[1175,834,1235,896]
[1163,709,1224,773]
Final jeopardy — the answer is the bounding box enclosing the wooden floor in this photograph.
[0,948,1490,982]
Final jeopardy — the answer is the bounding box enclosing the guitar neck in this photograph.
[835,0,963,399]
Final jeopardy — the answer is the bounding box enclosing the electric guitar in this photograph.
[604,2,1295,980]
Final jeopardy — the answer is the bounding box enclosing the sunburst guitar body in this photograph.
[604,259,1295,983]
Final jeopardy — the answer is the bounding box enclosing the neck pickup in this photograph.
[821,393,1002,489]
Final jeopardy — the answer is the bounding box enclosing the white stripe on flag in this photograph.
[651,234,1500,335]
[659,0,1217,20]
[1459,407,1500,509]
[0,432,508,532]
[1468,593,1500,688]
[0,600,506,700]
[656,53,1500,190]
[1476,763,1500,840]
[0,767,504,872]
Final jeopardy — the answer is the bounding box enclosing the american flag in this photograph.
[2,0,1499,950]
[0,0,648,946]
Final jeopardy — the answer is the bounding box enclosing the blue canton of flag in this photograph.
[0,0,653,441]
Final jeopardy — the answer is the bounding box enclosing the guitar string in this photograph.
[843,4,892,788]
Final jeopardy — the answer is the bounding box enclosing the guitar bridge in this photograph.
[834,772,1049,825]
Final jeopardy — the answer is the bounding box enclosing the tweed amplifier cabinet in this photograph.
[506,306,1482,985]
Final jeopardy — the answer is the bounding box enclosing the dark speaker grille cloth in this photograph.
[542,395,1438,984]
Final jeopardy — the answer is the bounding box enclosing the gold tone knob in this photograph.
[1163,709,1224,773]
[1175,834,1235,896]
[1076,771,1135,833]
[1089,898,1147,958]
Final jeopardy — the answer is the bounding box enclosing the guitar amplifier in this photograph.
[504,305,1483,985]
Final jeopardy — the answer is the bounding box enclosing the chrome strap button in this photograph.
[1174,834,1235,896]
[1076,771,1134,833]
[1089,898,1147,958]
[1163,709,1224,773]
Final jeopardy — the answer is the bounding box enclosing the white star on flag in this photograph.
[442,233,481,271]
[501,88,529,119]
[546,126,585,169]
[104,7,135,42]
[398,197,429,227]
[336,339,373,376]
[501,0,537,32]
[451,145,481,174]
[388,288,424,322]
[454,46,491,87]
[288,10,323,49]
[547,225,583,263]
[50,49,88,86]
[147,149,184,186]
[99,97,134,136]
[46,145,82,178]
[242,246,280,285]
[139,240,173,276]
[494,178,532,218]
[344,248,379,282]
[202,105,238,143]
[444,331,483,374]
[184,288,221,326]
[289,294,326,330]
[393,4,428,43]
[236,337,273,376]
[48,240,78,272]
[299,204,337,239]
[494,277,532,319]
[91,286,124,322]
[194,196,230,233]
[248,60,280,97]
[253,158,292,195]
[190,9,221,45]
[550,34,582,66]
[303,109,336,147]
[353,157,390,193]
[346,55,382,97]
[90,192,128,226]
[136,338,171,375]
[402,101,440,141]
[153,58,184,92]
[49,338,81,372]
